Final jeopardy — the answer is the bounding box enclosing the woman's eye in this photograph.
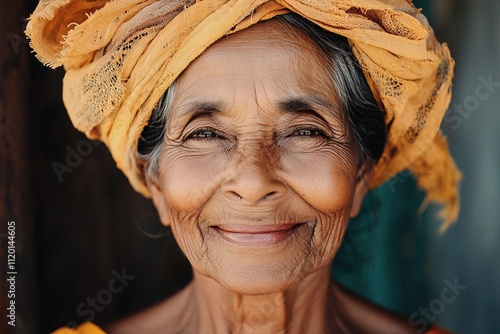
[292,128,326,137]
[185,129,222,140]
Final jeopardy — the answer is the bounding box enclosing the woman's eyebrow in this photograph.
[175,97,339,120]
[278,97,340,119]
[176,100,224,118]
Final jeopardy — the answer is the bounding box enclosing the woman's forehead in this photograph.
[172,20,338,113]
[192,20,326,69]
[207,19,322,55]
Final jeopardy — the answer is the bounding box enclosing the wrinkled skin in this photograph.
[110,20,420,334]
[149,19,368,295]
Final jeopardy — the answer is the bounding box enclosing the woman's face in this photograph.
[148,21,370,294]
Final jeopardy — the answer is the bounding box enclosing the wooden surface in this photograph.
[1,1,40,332]
[1,1,192,333]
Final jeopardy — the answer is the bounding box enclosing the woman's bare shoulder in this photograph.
[105,283,194,334]
[331,281,421,334]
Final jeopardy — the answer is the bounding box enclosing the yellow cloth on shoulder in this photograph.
[26,0,461,230]
[52,322,106,334]
[51,321,452,333]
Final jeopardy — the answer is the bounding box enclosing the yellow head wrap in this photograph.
[26,0,461,230]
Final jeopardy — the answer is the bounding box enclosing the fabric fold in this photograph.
[26,0,461,227]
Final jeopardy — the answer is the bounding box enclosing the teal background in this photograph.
[333,0,500,333]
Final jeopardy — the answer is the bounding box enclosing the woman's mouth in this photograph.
[212,223,305,246]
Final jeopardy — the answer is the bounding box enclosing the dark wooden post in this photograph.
[1,1,41,333]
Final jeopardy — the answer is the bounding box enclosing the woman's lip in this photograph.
[213,223,303,246]
[215,223,300,233]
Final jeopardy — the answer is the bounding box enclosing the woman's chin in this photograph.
[196,259,313,295]
[189,232,332,295]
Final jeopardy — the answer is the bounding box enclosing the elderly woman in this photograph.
[27,0,460,333]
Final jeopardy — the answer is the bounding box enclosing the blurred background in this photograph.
[1,0,499,333]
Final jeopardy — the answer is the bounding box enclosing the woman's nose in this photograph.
[222,151,287,205]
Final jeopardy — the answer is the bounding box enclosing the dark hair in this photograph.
[138,13,386,179]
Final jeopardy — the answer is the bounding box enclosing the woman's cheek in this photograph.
[161,149,228,213]
[159,149,227,266]
[281,150,358,214]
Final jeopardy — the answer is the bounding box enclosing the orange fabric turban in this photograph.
[26,0,461,230]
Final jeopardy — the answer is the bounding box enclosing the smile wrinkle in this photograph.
[212,223,304,246]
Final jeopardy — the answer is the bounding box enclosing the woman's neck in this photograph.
[106,266,420,334]
[188,266,334,334]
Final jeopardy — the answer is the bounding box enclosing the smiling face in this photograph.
[147,20,371,294]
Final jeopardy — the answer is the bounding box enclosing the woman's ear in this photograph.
[350,162,374,218]
[146,177,171,227]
